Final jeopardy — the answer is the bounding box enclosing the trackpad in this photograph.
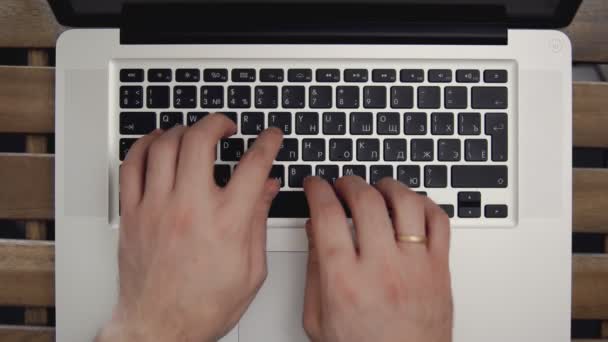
[238,252,309,342]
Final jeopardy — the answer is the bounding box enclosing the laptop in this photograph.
[52,0,578,340]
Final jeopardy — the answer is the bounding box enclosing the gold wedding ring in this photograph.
[396,234,428,244]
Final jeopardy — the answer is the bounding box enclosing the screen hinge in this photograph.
[120,3,507,46]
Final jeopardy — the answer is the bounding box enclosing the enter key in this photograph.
[485,113,508,161]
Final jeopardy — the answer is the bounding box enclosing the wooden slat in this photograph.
[564,0,608,63]
[0,0,64,48]
[0,326,54,342]
[0,154,53,220]
[0,66,54,134]
[574,169,608,234]
[0,240,54,306]
[573,254,608,320]
[574,82,608,148]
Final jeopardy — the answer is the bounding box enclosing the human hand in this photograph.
[97,114,283,342]
[302,176,453,342]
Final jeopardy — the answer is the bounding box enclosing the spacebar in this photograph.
[269,191,310,218]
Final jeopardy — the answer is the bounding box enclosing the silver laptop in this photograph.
[53,0,578,340]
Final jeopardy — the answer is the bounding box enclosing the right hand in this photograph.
[302,176,453,342]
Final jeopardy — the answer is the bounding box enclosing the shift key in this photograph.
[452,165,508,188]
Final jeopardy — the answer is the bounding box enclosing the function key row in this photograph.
[120,85,508,110]
[120,68,508,84]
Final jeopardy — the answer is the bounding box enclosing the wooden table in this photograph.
[0,0,607,340]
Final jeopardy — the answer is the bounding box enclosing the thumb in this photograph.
[303,220,322,341]
[249,178,280,272]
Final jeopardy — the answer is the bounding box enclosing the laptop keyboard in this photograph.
[115,61,515,226]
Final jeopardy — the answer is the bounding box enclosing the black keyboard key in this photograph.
[148,69,172,82]
[174,86,197,109]
[485,205,508,218]
[316,69,340,82]
[418,86,441,109]
[282,86,305,108]
[269,191,310,218]
[270,165,285,188]
[377,112,400,135]
[120,86,143,108]
[260,69,284,82]
[370,165,393,185]
[295,112,319,135]
[357,139,380,162]
[438,139,461,162]
[363,86,387,109]
[220,139,245,161]
[485,113,508,161]
[200,86,224,108]
[186,112,208,126]
[316,165,339,184]
[452,166,508,188]
[350,112,373,135]
[241,112,265,135]
[400,69,424,83]
[431,112,454,135]
[428,69,452,83]
[411,139,434,161]
[372,69,396,83]
[204,69,228,82]
[119,138,137,161]
[343,165,366,180]
[383,139,407,161]
[323,112,346,135]
[484,70,508,83]
[120,112,156,135]
[268,112,292,134]
[458,113,481,135]
[232,69,256,82]
[221,112,238,124]
[302,139,326,161]
[465,139,488,161]
[176,69,200,82]
[329,139,353,161]
[456,70,480,83]
[459,207,481,218]
[277,139,299,161]
[255,86,279,109]
[228,86,251,108]
[404,112,427,135]
[424,165,447,188]
[336,86,360,109]
[439,205,455,218]
[288,69,312,82]
[390,86,414,109]
[458,191,481,218]
[472,87,508,109]
[397,165,421,188]
[310,86,332,109]
[344,69,368,82]
[120,69,144,82]
[146,86,170,108]
[160,112,184,130]
[214,165,231,187]
[445,87,467,109]
[289,165,312,188]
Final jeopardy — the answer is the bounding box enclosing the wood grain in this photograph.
[0,154,53,220]
[0,240,54,306]
[573,254,608,320]
[574,169,608,234]
[0,67,54,134]
[574,82,608,148]
[0,0,65,48]
[564,0,608,63]
[0,326,54,342]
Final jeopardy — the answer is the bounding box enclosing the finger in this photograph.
[227,128,283,213]
[375,178,428,254]
[143,125,187,199]
[249,178,280,267]
[334,176,394,258]
[120,130,162,210]
[424,197,451,262]
[175,113,237,193]
[303,220,322,341]
[303,177,355,263]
